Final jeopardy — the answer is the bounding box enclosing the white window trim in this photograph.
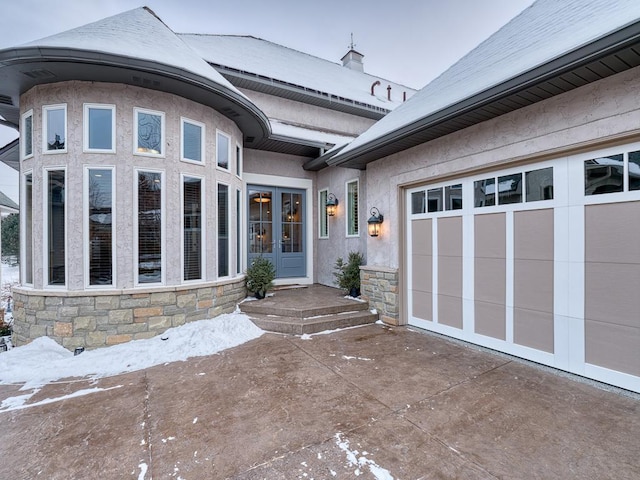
[133,108,165,158]
[21,169,34,286]
[346,179,360,238]
[235,143,243,178]
[83,166,116,289]
[217,181,231,279]
[83,103,116,154]
[181,174,206,284]
[21,109,34,160]
[180,117,206,165]
[236,187,244,276]
[133,168,166,286]
[43,166,67,289]
[42,104,67,154]
[216,130,231,171]
[318,188,329,239]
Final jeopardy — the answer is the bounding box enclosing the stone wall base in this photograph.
[360,265,399,325]
[12,278,246,350]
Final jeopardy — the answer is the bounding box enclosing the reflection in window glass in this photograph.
[249,190,272,254]
[498,173,522,204]
[48,170,66,285]
[23,112,33,157]
[183,177,202,281]
[526,167,554,202]
[217,132,230,169]
[629,151,640,191]
[474,178,495,207]
[427,188,443,212]
[445,184,462,210]
[347,180,359,236]
[584,155,623,195]
[319,190,328,238]
[88,169,113,285]
[138,172,162,283]
[46,107,66,151]
[137,111,162,154]
[218,184,229,277]
[182,121,202,162]
[24,173,33,284]
[411,191,425,214]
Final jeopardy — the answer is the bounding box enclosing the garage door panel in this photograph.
[585,320,640,376]
[514,259,553,313]
[412,291,432,321]
[438,216,462,256]
[514,209,554,260]
[412,254,432,292]
[439,255,462,297]
[585,262,640,328]
[475,213,506,258]
[475,301,506,340]
[514,308,554,353]
[475,257,506,304]
[411,219,432,256]
[438,294,463,329]
[586,202,640,264]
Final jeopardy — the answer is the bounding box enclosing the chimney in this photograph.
[341,33,364,72]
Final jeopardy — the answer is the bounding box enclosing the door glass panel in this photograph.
[249,189,272,254]
[250,222,272,253]
[281,192,302,253]
[290,223,302,253]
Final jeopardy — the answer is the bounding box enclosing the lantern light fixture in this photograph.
[367,207,384,237]
[326,193,338,217]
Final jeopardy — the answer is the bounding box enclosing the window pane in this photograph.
[411,191,425,214]
[24,114,33,157]
[249,189,272,254]
[184,177,202,281]
[282,192,302,253]
[584,155,623,195]
[445,184,463,210]
[427,188,442,212]
[183,122,202,161]
[236,145,241,176]
[498,173,522,204]
[218,184,229,277]
[217,133,229,169]
[319,190,328,237]
[347,181,359,235]
[474,178,495,207]
[138,172,162,283]
[629,151,640,191]
[24,173,33,284]
[137,112,162,154]
[46,108,65,150]
[88,108,113,150]
[89,169,113,285]
[48,170,65,285]
[526,167,554,201]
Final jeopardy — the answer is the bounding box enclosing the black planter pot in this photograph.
[254,290,265,300]
[349,287,361,298]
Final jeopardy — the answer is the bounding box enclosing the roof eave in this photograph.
[331,20,640,169]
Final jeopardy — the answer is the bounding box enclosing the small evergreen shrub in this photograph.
[334,251,364,296]
[246,257,276,299]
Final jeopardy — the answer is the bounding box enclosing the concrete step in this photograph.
[239,295,369,319]
[245,310,379,335]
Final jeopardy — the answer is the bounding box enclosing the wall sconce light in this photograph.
[326,193,338,217]
[367,207,384,237]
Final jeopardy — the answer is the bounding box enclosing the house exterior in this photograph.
[0,0,638,393]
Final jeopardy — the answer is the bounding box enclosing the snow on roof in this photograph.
[20,7,244,99]
[0,190,18,212]
[270,120,355,148]
[337,0,640,158]
[179,34,416,111]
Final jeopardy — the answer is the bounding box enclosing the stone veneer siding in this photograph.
[12,278,246,350]
[360,265,399,325]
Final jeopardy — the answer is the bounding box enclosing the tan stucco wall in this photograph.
[20,81,243,291]
[366,65,640,269]
[239,88,376,136]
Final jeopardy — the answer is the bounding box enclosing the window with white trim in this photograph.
[217,131,230,170]
[46,169,66,285]
[21,110,33,159]
[181,118,205,163]
[43,104,67,153]
[319,189,329,238]
[475,166,553,207]
[218,183,229,277]
[87,168,114,286]
[236,144,242,177]
[84,104,115,153]
[134,108,164,156]
[236,188,242,275]
[183,176,203,281]
[23,172,33,285]
[584,150,640,195]
[346,180,359,236]
[137,171,163,284]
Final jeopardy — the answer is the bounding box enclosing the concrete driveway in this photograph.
[1,324,638,479]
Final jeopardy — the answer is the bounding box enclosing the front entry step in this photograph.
[238,284,379,334]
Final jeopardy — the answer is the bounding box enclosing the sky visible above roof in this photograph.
[336,0,640,159]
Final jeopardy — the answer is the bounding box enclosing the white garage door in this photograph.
[406,146,640,393]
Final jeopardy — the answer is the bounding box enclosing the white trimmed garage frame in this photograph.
[406,144,640,393]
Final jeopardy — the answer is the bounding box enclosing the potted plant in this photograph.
[245,257,276,299]
[334,251,364,297]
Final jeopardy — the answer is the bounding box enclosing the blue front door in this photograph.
[248,186,306,278]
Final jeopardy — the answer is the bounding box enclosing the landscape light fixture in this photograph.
[326,193,338,216]
[367,207,384,237]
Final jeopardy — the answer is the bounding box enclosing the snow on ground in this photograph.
[0,311,264,391]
